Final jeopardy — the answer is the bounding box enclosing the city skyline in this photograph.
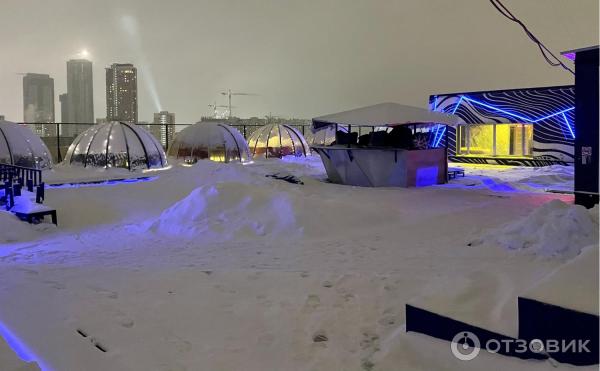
[0,0,597,123]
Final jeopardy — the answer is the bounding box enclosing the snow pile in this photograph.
[149,182,301,240]
[525,244,599,314]
[476,200,598,258]
[0,211,54,244]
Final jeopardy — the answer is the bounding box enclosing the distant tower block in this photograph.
[65,59,94,137]
[106,63,138,123]
[151,111,176,148]
[22,73,56,137]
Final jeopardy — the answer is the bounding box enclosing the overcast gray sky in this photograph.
[1,0,597,123]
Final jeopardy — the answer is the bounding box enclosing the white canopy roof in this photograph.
[312,102,463,129]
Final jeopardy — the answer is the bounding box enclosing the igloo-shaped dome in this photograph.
[168,122,251,164]
[247,124,309,158]
[0,120,52,169]
[64,121,167,170]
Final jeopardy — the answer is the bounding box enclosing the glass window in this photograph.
[468,124,494,156]
[457,123,533,157]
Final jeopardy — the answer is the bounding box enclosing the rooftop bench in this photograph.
[447,167,465,180]
[1,179,57,225]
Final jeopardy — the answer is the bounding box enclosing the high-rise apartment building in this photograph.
[22,73,56,137]
[106,63,137,123]
[151,111,176,148]
[65,59,94,137]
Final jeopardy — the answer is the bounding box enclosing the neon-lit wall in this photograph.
[430,85,575,165]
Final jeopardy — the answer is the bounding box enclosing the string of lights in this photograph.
[489,0,575,75]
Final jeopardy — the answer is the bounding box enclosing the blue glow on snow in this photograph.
[0,321,50,370]
[480,177,518,192]
[48,176,157,189]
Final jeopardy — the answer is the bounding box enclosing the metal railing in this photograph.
[20,121,399,164]
[0,163,43,186]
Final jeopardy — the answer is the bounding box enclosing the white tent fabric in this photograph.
[312,102,463,129]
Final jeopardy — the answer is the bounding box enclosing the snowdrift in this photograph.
[474,200,598,258]
[0,211,54,244]
[525,244,599,314]
[149,182,301,241]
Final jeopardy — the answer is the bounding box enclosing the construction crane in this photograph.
[220,89,258,119]
[208,102,234,119]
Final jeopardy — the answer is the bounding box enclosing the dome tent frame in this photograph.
[65,121,167,170]
[249,124,308,158]
[168,122,251,164]
[0,120,53,170]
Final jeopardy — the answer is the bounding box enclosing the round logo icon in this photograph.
[529,339,545,353]
[451,331,481,361]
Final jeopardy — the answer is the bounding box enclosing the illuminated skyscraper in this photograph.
[151,111,176,148]
[65,59,94,136]
[106,63,138,123]
[22,73,56,137]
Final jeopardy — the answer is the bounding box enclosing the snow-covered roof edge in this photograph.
[312,102,463,130]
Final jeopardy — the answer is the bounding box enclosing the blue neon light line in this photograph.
[460,96,574,123]
[448,96,575,139]
[533,107,574,122]
[429,96,440,147]
[431,96,461,147]
[431,124,443,146]
[429,94,575,147]
[462,97,531,121]
[434,126,446,147]
[562,112,575,138]
[451,96,464,114]
[431,127,440,146]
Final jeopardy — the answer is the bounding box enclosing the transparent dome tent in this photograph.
[0,120,53,169]
[64,122,167,170]
[247,124,309,158]
[167,122,251,164]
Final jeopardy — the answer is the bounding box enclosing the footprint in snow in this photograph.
[303,294,320,312]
